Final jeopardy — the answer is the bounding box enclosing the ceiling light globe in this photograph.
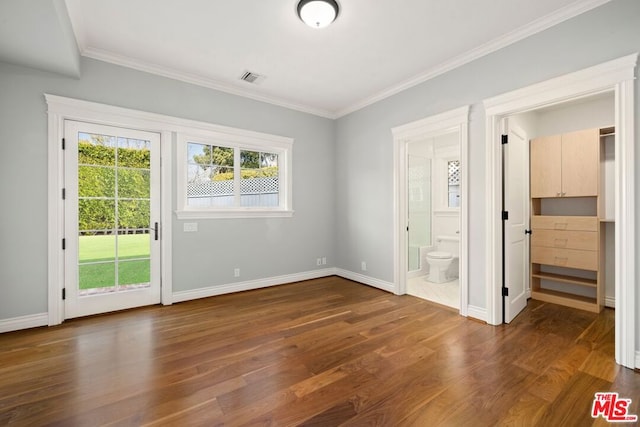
[297,0,339,28]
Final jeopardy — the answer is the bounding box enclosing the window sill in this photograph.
[175,209,294,220]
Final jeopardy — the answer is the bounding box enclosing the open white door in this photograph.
[503,120,530,323]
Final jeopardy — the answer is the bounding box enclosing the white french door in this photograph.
[64,121,161,319]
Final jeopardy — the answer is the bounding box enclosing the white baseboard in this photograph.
[466,305,487,322]
[334,268,397,293]
[605,296,615,308]
[172,268,399,304]
[1,270,469,333]
[0,312,48,334]
[172,268,337,303]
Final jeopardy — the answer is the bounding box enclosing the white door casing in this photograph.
[503,120,529,323]
[47,95,174,326]
[392,106,469,316]
[483,54,637,368]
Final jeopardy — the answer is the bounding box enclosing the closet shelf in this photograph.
[531,288,599,313]
[531,271,596,288]
[600,126,615,137]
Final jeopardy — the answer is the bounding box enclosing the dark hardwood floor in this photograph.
[0,276,638,426]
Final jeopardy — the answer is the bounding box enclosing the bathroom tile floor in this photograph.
[407,276,459,309]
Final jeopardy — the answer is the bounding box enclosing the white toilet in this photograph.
[425,235,459,283]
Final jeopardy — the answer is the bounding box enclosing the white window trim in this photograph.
[45,94,295,325]
[176,128,293,219]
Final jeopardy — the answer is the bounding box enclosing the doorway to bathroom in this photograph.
[406,132,460,308]
[392,106,469,315]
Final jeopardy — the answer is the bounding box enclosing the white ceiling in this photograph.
[1,0,612,118]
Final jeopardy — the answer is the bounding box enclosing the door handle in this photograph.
[152,222,159,241]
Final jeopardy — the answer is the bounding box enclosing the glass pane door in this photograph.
[64,121,160,319]
[77,132,151,294]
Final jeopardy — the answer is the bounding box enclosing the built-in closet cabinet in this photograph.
[530,128,599,198]
[529,127,610,313]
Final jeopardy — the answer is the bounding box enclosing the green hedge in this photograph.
[79,142,150,168]
[78,142,150,232]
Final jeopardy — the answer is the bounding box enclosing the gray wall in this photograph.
[1,0,639,332]
[334,0,640,309]
[0,58,335,318]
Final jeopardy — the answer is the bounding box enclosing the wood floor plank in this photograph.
[0,276,638,426]
[241,368,377,426]
[537,371,611,427]
[580,348,621,383]
[528,339,593,403]
[297,400,358,426]
[491,391,549,427]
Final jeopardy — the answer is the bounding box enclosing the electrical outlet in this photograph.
[234,268,240,277]
[361,261,367,271]
[316,258,322,266]
[322,257,327,265]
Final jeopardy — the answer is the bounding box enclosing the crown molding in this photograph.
[75,0,611,120]
[81,47,337,119]
[335,0,613,118]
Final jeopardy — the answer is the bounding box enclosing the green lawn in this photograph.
[79,234,150,290]
[79,233,150,262]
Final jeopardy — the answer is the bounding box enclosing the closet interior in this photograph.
[529,126,614,313]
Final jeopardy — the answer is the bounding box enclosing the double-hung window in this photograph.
[176,127,293,218]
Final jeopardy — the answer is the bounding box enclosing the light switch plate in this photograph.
[183,222,198,232]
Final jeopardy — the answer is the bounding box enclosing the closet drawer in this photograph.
[531,229,597,251]
[531,247,597,271]
[531,216,598,232]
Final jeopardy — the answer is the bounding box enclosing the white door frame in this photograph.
[483,54,637,369]
[46,95,173,325]
[392,106,469,316]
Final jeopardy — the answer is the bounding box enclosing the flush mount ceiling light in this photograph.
[297,0,339,28]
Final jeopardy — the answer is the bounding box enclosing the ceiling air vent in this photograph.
[240,71,265,84]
